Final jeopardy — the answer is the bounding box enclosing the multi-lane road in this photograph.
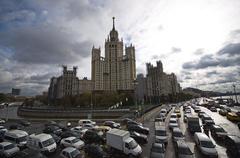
[1,102,240,158]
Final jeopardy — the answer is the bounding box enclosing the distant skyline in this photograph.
[0,0,240,95]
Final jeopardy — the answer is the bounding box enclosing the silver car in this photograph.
[155,126,168,144]
[0,142,19,158]
[172,128,185,143]
[169,118,178,130]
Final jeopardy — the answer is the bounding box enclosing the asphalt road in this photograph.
[1,102,240,158]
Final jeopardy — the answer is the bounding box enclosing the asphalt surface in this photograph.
[1,101,240,158]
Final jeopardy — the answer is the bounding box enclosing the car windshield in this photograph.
[170,120,177,123]
[173,131,183,137]
[201,141,215,148]
[71,149,81,158]
[129,140,138,149]
[42,138,55,147]
[17,136,27,143]
[152,145,165,153]
[215,127,225,132]
[179,146,192,155]
[4,143,15,150]
[156,130,166,136]
[72,138,80,143]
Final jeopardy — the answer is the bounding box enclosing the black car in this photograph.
[122,118,133,124]
[60,130,81,139]
[14,148,47,158]
[219,109,227,116]
[43,125,62,135]
[50,133,61,144]
[127,124,149,135]
[150,143,165,158]
[126,120,142,127]
[210,125,228,140]
[175,140,194,158]
[82,130,104,144]
[84,144,107,158]
[130,131,148,144]
[18,120,31,127]
[9,124,22,130]
[103,121,120,129]
[210,107,217,112]
[225,135,240,157]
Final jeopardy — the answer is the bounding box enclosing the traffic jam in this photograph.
[0,98,239,158]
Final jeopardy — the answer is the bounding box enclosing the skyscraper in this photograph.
[91,17,136,92]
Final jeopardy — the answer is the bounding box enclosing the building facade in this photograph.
[91,17,136,92]
[136,61,181,103]
[48,66,92,100]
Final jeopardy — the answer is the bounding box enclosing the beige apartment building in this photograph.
[91,17,136,92]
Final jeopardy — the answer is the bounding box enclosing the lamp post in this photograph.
[233,84,239,104]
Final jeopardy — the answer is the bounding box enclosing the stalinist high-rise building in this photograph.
[91,17,136,92]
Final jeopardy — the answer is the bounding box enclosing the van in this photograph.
[78,119,96,126]
[4,130,28,148]
[27,133,57,154]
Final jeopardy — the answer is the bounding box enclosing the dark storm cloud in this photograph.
[182,54,240,70]
[217,43,240,56]
[0,25,92,64]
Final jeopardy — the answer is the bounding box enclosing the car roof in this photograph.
[152,143,164,149]
[195,132,210,141]
[173,128,182,132]
[30,133,52,141]
[0,141,12,146]
[65,137,77,141]
[176,140,189,149]
[62,147,77,153]
[227,135,240,143]
[6,130,28,137]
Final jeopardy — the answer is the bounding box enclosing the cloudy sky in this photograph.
[0,0,240,95]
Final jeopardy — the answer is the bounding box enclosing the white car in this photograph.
[60,137,85,149]
[0,119,5,124]
[194,132,218,157]
[78,119,96,126]
[0,126,8,133]
[169,118,178,130]
[60,147,83,158]
[82,124,96,130]
[0,142,19,158]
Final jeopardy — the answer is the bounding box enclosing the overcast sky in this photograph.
[0,0,240,95]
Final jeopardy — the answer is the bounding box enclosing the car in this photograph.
[170,113,177,119]
[210,107,217,112]
[174,109,181,117]
[194,107,201,113]
[194,132,218,157]
[103,121,120,129]
[225,135,240,157]
[198,111,205,118]
[78,119,96,126]
[227,112,240,122]
[226,108,231,112]
[169,118,178,130]
[155,126,168,145]
[18,120,31,127]
[159,109,167,120]
[84,144,107,158]
[60,147,84,158]
[126,120,143,127]
[82,124,96,130]
[0,119,5,124]
[60,130,81,139]
[184,109,191,114]
[60,137,85,149]
[122,118,133,124]
[14,148,47,158]
[172,128,185,143]
[150,143,165,158]
[82,130,104,144]
[130,131,148,144]
[43,125,62,135]
[127,124,149,135]
[0,141,19,158]
[202,114,214,125]
[50,133,61,144]
[210,125,227,140]
[219,109,227,116]
[71,126,82,133]
[8,124,21,130]
[4,129,28,148]
[175,140,194,158]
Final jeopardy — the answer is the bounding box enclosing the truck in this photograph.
[187,115,201,134]
[106,128,142,157]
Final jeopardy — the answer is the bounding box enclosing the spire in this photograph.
[112,17,115,30]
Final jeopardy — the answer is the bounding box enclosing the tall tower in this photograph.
[105,17,124,91]
[91,17,136,92]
